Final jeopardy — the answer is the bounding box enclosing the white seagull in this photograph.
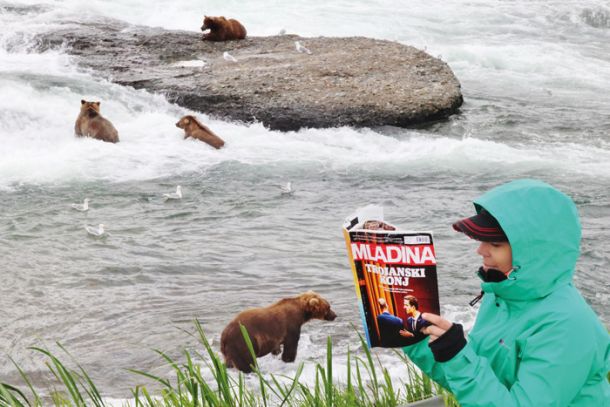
[223,51,238,63]
[71,198,90,212]
[280,182,294,195]
[163,185,183,200]
[85,224,105,237]
[295,41,312,55]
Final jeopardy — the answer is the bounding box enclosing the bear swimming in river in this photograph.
[175,115,225,149]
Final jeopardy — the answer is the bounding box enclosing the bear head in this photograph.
[175,115,192,129]
[175,115,205,130]
[81,100,100,117]
[298,291,337,322]
[201,16,223,32]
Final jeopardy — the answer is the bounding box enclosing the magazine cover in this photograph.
[343,205,440,348]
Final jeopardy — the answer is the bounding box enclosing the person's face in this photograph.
[404,302,415,316]
[477,241,513,275]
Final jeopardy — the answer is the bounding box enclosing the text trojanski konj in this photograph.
[351,243,435,286]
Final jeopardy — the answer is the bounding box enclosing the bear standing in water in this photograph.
[201,16,247,41]
[74,100,119,143]
[220,291,337,373]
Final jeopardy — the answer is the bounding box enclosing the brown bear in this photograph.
[220,291,337,373]
[175,115,225,149]
[74,100,119,143]
[200,16,247,41]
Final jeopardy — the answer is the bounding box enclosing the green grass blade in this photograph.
[238,373,244,407]
[193,320,234,404]
[381,367,397,406]
[239,324,268,407]
[237,324,259,374]
[345,346,354,403]
[56,342,105,407]
[0,382,28,407]
[325,337,333,407]
[127,369,172,389]
[272,362,304,407]
[355,333,379,400]
[354,357,372,406]
[30,346,85,406]
[9,356,38,406]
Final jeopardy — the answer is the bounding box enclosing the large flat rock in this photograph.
[37,19,463,131]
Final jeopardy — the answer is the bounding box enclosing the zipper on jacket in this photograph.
[469,291,484,307]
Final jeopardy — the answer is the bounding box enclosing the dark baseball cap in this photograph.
[452,209,508,242]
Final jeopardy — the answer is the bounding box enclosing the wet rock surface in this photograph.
[36,18,463,131]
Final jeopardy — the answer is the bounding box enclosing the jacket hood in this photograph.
[473,179,581,301]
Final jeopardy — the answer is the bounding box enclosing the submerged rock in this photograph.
[36,18,463,131]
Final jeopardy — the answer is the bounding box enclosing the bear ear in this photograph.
[184,117,190,124]
[81,99,86,105]
[308,297,320,308]
[94,102,100,106]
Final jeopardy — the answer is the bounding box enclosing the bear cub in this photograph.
[74,100,119,143]
[201,16,247,41]
[221,291,337,373]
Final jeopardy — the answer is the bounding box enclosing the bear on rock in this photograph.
[220,291,337,373]
[201,16,247,41]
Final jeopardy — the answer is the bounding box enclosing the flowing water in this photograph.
[1,0,609,399]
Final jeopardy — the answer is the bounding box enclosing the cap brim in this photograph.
[452,212,507,242]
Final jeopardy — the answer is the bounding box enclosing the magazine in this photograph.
[342,205,440,348]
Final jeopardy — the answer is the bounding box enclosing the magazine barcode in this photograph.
[404,235,430,244]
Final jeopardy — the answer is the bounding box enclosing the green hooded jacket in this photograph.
[404,179,610,406]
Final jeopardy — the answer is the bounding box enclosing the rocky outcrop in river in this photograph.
[37,19,463,131]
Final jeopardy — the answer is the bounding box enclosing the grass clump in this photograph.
[1,321,458,407]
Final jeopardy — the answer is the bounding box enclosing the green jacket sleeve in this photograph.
[402,338,451,391]
[441,317,598,406]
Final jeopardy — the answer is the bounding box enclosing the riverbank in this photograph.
[35,17,463,131]
[0,321,457,407]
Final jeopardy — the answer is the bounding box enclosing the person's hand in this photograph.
[420,313,467,362]
[399,329,414,338]
[420,313,453,342]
